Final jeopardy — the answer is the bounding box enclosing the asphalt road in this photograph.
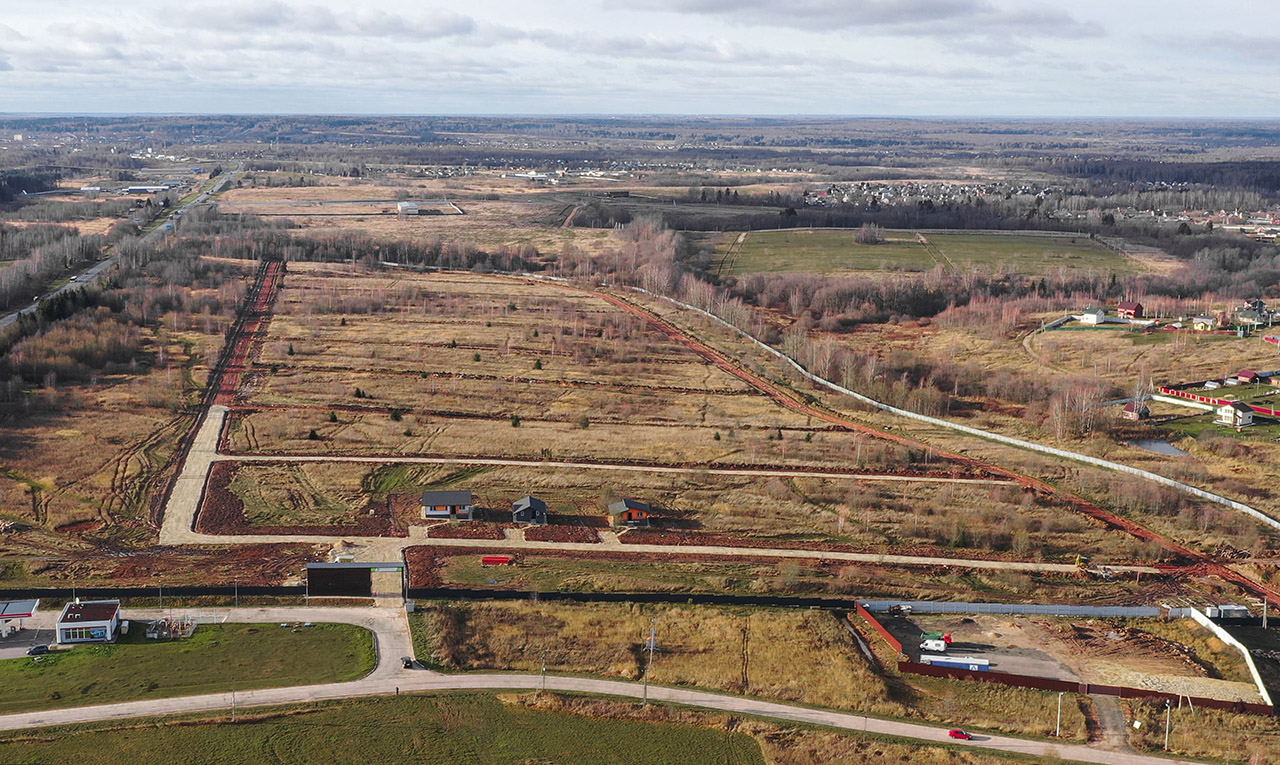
[0,604,1200,765]
[0,164,241,330]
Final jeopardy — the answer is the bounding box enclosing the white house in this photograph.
[1216,401,1254,428]
[1080,307,1106,325]
[56,600,121,644]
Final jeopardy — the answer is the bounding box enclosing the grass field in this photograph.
[925,232,1131,274]
[0,622,373,714]
[424,549,1215,604]
[408,600,1088,739]
[716,229,1132,276]
[0,693,764,765]
[716,230,937,274]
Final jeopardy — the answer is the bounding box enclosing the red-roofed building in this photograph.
[1117,301,1144,319]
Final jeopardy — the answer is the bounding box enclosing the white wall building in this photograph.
[56,600,121,644]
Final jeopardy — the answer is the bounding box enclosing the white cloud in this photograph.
[0,1,1274,116]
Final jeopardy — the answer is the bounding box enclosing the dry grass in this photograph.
[414,601,891,710]
[219,177,621,256]
[410,600,1089,739]
[1124,701,1280,761]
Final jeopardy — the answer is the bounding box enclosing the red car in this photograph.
[948,729,973,740]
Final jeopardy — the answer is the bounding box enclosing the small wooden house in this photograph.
[1122,401,1150,421]
[1216,401,1254,428]
[1080,307,1106,325]
[1236,370,1260,384]
[1192,315,1218,331]
[512,496,548,525]
[607,498,652,528]
[1117,301,1144,319]
[421,490,473,521]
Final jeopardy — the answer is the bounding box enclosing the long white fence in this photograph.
[634,288,1280,534]
[1187,607,1273,707]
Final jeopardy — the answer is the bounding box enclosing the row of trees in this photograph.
[0,225,104,309]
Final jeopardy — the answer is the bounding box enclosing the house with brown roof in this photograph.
[56,600,121,644]
[1117,301,1144,319]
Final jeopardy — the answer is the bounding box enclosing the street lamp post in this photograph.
[1056,692,1064,737]
[643,617,657,707]
[541,652,547,693]
[1164,699,1172,751]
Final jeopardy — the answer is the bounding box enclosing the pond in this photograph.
[1128,438,1189,457]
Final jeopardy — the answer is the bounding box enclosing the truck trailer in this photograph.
[920,655,989,671]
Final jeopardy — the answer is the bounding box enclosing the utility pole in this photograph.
[234,579,238,608]
[643,618,656,706]
[231,676,236,721]
[1164,699,1171,751]
[1056,692,1064,737]
[158,580,163,609]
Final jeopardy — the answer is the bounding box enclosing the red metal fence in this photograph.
[855,602,901,654]
[857,604,1274,717]
[1158,384,1280,417]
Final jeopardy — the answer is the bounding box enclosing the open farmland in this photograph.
[227,267,936,469]
[0,693,765,765]
[217,177,623,257]
[715,229,1134,276]
[201,460,1122,559]
[715,230,938,275]
[409,600,1089,739]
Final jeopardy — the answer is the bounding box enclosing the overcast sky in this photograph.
[1,1,1277,117]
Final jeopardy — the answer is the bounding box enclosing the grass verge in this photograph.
[0,621,373,714]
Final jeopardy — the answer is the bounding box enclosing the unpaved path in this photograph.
[159,388,1158,575]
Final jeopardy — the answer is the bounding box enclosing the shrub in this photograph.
[510,415,521,427]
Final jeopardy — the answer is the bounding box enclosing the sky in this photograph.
[1,0,1278,117]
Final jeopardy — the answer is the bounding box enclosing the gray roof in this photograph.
[421,490,473,505]
[607,498,651,515]
[0,599,38,618]
[513,496,547,512]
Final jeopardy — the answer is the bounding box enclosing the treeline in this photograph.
[1035,159,1280,196]
[0,235,249,394]
[574,200,1094,234]
[0,224,105,309]
[1,197,136,223]
[0,171,60,203]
